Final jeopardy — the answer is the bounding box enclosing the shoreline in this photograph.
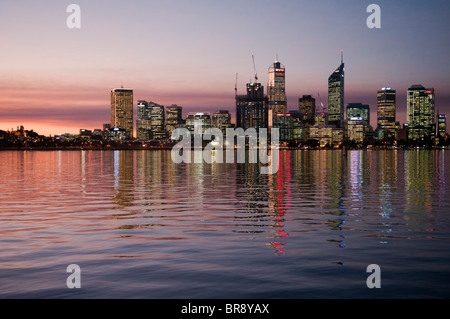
[0,146,448,151]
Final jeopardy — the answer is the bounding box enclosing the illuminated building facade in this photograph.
[298,95,316,125]
[345,118,369,143]
[149,102,166,139]
[272,111,304,142]
[377,88,397,141]
[166,105,184,138]
[186,112,211,135]
[347,103,370,126]
[315,112,328,126]
[407,85,435,143]
[136,100,152,140]
[437,114,447,139]
[267,59,287,116]
[236,82,268,130]
[212,110,232,135]
[309,126,333,147]
[328,57,345,128]
[111,88,133,139]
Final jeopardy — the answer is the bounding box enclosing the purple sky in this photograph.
[0,0,449,135]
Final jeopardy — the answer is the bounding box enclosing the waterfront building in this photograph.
[111,88,133,139]
[136,100,152,140]
[236,82,268,130]
[166,105,184,138]
[267,58,287,116]
[347,103,370,126]
[328,54,345,128]
[376,87,397,141]
[212,110,232,135]
[150,102,166,139]
[272,111,304,142]
[298,95,316,125]
[407,85,435,143]
[345,118,369,143]
[186,112,211,135]
[309,126,333,148]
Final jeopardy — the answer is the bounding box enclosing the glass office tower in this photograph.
[407,84,435,143]
[377,87,397,140]
[236,82,268,130]
[111,88,133,139]
[268,58,287,115]
[328,57,345,128]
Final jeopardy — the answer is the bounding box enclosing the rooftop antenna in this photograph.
[341,50,344,64]
[235,72,238,96]
[276,54,279,63]
[252,54,258,83]
[121,80,123,88]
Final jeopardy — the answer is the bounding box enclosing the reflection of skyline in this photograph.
[112,150,134,209]
[2,149,450,298]
[376,150,398,244]
[57,149,450,252]
[267,151,292,254]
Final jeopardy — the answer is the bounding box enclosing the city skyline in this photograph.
[0,0,449,136]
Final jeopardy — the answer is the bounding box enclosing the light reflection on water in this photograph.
[0,150,450,298]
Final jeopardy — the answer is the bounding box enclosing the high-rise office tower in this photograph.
[136,100,152,140]
[166,105,183,138]
[267,58,287,115]
[298,95,316,125]
[236,82,268,130]
[328,54,345,128]
[377,87,397,140]
[346,103,370,126]
[149,102,166,139]
[186,112,211,135]
[407,85,435,143]
[271,111,304,142]
[212,110,232,135]
[345,119,369,143]
[111,88,133,139]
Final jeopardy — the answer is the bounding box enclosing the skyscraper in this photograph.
[376,88,397,141]
[267,58,287,116]
[298,95,316,125]
[111,88,133,139]
[328,54,345,128]
[407,85,435,143]
[136,100,152,140]
[186,112,211,135]
[149,102,166,139]
[166,105,183,138]
[346,103,370,126]
[236,82,268,130]
[272,111,304,142]
[345,119,369,143]
[212,110,232,135]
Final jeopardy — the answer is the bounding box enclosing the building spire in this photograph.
[341,50,344,64]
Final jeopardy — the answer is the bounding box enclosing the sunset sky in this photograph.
[0,0,449,136]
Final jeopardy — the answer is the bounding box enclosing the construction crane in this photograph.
[317,93,326,113]
[252,54,258,83]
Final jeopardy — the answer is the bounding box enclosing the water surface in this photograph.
[0,150,449,298]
